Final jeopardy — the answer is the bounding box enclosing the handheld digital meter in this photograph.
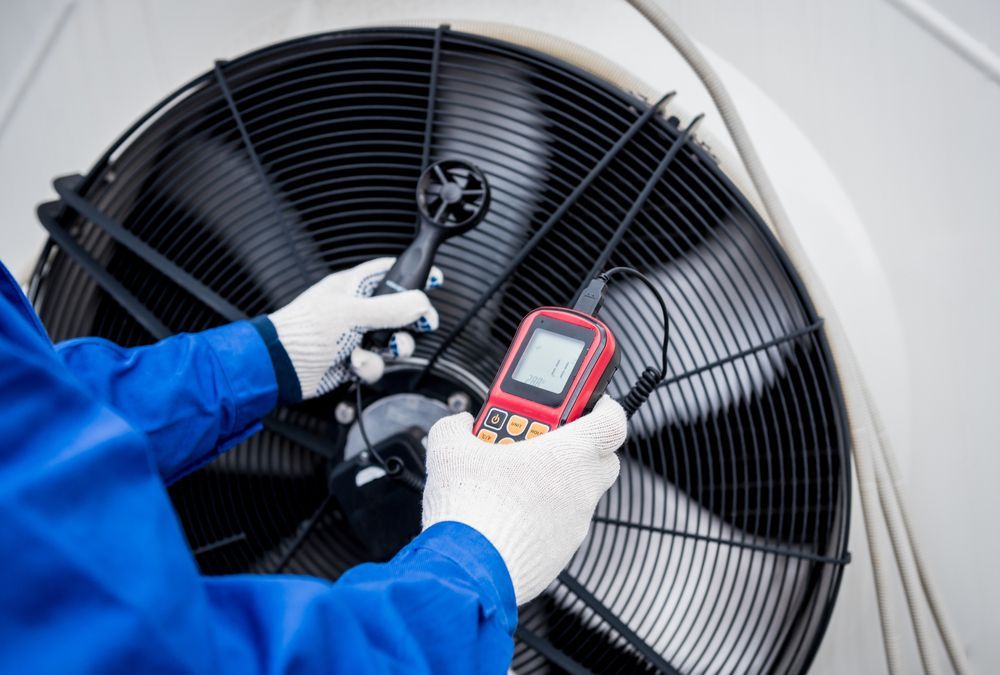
[473,307,620,444]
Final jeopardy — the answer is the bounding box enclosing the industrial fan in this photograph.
[29,25,850,674]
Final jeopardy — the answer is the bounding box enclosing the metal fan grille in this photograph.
[29,26,850,675]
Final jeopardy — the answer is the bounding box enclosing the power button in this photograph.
[484,407,508,430]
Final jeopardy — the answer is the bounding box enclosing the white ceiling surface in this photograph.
[1,0,997,671]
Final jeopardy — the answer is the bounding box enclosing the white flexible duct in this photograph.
[620,1,970,674]
[872,399,936,675]
[866,378,969,675]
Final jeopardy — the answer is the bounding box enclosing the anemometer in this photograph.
[365,159,491,349]
[361,157,670,447]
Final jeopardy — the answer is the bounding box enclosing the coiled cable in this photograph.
[618,366,661,420]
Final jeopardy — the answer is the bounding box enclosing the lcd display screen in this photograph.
[511,328,586,393]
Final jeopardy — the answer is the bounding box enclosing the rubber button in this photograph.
[477,429,498,443]
[506,415,529,436]
[497,437,516,445]
[484,407,508,430]
[526,422,550,439]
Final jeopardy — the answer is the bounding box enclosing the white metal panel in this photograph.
[0,0,996,671]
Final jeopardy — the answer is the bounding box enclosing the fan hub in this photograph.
[440,182,462,204]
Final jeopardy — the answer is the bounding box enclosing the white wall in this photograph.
[657,2,1000,672]
[1,0,997,671]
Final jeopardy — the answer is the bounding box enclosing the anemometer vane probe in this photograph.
[365,159,491,350]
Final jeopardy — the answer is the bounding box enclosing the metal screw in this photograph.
[447,391,471,413]
[334,401,356,425]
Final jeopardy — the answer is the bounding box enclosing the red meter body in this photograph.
[473,307,619,444]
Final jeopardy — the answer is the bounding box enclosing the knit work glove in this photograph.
[422,396,627,605]
[268,257,441,400]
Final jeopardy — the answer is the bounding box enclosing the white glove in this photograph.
[268,257,441,399]
[422,396,627,605]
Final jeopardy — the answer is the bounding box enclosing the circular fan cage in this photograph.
[29,26,851,675]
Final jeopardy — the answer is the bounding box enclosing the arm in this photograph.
[205,523,516,675]
[55,320,277,483]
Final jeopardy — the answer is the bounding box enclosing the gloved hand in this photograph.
[421,396,627,605]
[267,257,441,400]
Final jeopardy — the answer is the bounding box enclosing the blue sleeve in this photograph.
[0,324,517,674]
[54,320,279,483]
[206,523,517,674]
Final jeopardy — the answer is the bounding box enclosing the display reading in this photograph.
[512,328,586,393]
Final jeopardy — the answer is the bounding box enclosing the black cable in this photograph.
[579,266,671,419]
[354,382,388,468]
[354,381,426,491]
[599,267,670,377]
[384,456,426,493]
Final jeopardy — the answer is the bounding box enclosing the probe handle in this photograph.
[366,225,445,349]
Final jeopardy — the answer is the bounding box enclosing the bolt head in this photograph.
[447,392,471,413]
[334,402,356,425]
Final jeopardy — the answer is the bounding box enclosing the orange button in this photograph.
[506,415,529,436]
[526,422,550,439]
[477,429,498,443]
[497,437,516,445]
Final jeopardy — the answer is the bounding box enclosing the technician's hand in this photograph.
[421,396,627,605]
[268,257,441,399]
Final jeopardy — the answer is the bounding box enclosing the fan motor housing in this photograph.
[330,366,483,561]
[30,25,851,675]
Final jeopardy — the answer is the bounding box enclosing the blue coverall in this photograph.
[0,261,516,673]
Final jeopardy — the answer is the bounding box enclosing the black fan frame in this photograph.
[28,26,852,675]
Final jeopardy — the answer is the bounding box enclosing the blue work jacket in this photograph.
[0,260,516,673]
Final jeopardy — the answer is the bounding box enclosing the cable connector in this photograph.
[573,276,608,316]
